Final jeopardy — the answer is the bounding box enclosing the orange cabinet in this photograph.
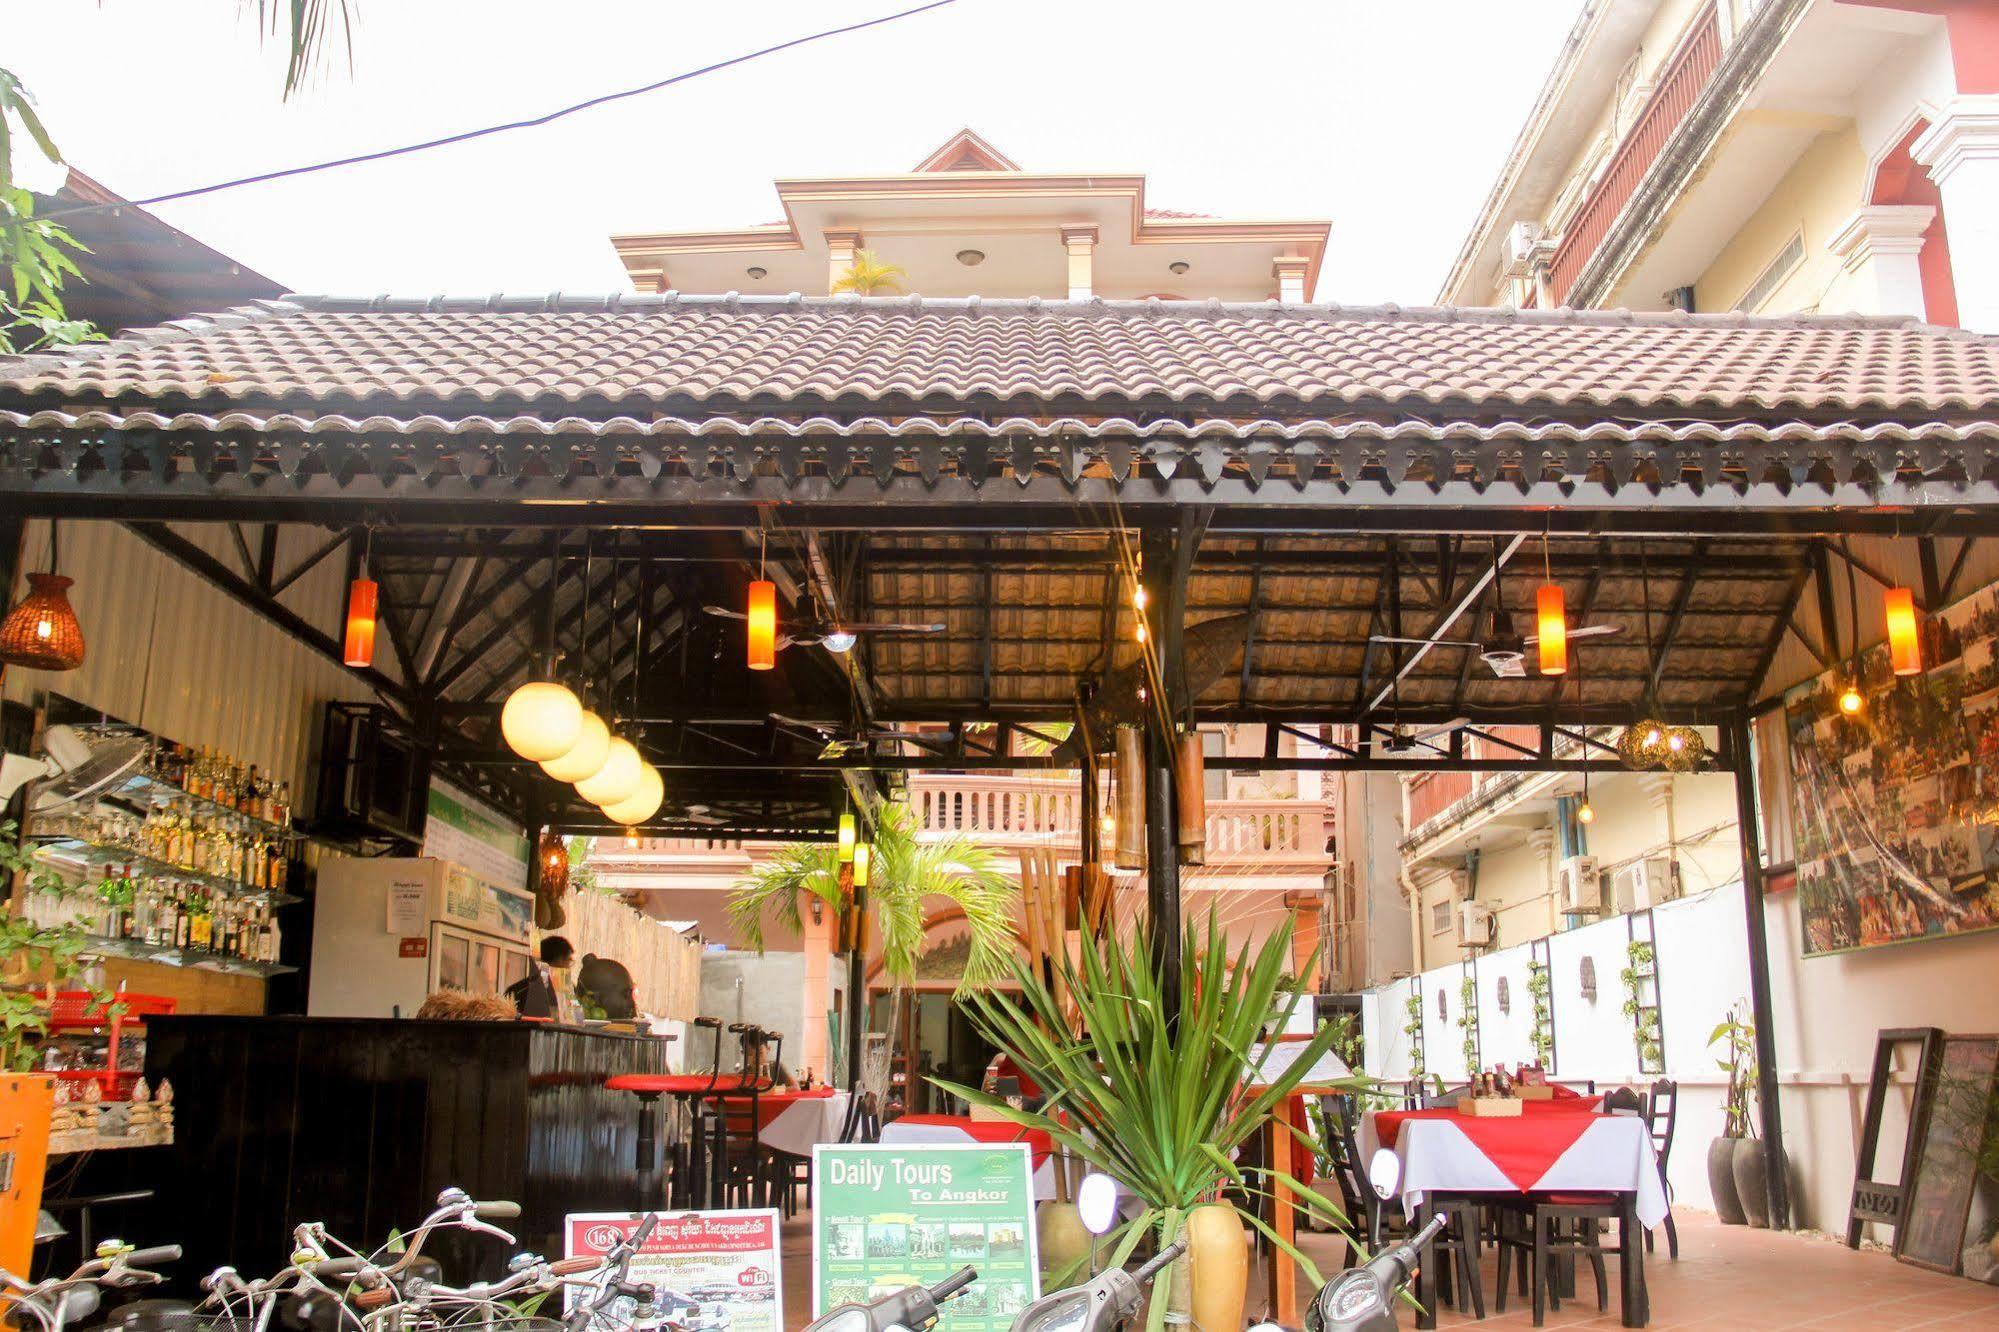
[0,1074,54,1276]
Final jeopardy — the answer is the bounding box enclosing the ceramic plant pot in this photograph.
[1733,1138,1778,1229]
[1707,1137,1748,1225]
[1185,1202,1249,1332]
[1035,1201,1092,1287]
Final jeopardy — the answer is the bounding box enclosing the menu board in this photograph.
[812,1143,1039,1330]
[1896,1036,1999,1275]
[565,1210,783,1332]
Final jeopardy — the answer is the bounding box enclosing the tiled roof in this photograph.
[3,292,1997,422]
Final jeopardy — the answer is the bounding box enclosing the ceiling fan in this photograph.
[701,603,944,654]
[1369,717,1471,758]
[1369,603,1621,678]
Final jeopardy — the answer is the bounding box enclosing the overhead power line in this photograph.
[27,0,961,229]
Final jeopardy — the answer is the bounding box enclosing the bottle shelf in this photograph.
[32,838,298,905]
[72,932,296,978]
[108,769,296,841]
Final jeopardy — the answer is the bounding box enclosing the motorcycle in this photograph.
[1256,1149,1446,1332]
[799,1267,976,1332]
[1006,1238,1186,1332]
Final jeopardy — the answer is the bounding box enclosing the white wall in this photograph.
[1362,878,1999,1234]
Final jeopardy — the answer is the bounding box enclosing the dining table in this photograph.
[746,1086,852,1158]
[876,1112,1061,1198]
[1360,1096,1666,1328]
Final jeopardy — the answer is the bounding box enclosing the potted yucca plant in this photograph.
[934,911,1359,1332]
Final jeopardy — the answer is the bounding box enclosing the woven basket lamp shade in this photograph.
[0,573,84,671]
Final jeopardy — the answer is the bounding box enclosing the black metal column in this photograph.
[1139,523,1182,1014]
[1726,714,1791,1230]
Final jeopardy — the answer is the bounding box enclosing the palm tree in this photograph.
[727,801,1017,991]
[831,249,909,297]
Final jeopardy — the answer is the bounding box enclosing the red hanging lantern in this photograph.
[1885,587,1921,676]
[342,577,379,668]
[746,578,777,671]
[0,573,84,671]
[1536,583,1567,676]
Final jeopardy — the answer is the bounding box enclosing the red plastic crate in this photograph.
[47,991,177,1029]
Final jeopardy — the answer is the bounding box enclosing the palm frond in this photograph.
[251,0,357,98]
[830,249,908,296]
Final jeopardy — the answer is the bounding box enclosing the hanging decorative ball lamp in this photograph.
[341,576,378,668]
[540,710,611,783]
[0,572,85,671]
[575,735,643,806]
[501,680,583,762]
[746,579,778,671]
[1536,583,1567,676]
[1616,715,1670,769]
[1885,587,1922,676]
[602,764,665,825]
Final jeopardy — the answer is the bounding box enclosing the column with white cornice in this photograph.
[1060,225,1098,301]
[824,229,864,296]
[1828,205,1935,318]
[1912,96,1999,331]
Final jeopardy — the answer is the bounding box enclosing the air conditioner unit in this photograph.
[1456,900,1495,949]
[1558,855,1603,915]
[1612,857,1680,912]
[1503,221,1545,277]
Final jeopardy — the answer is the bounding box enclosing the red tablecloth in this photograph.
[888,1113,1056,1170]
[1370,1104,1605,1191]
[740,1086,836,1129]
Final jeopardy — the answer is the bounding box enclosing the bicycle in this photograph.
[1,1240,182,1332]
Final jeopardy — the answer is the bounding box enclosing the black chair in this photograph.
[1321,1097,1484,1317]
[1601,1085,1645,1114]
[1644,1079,1680,1259]
[1493,1194,1610,1327]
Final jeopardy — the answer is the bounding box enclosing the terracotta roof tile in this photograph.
[2,292,1996,421]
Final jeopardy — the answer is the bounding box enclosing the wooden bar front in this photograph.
[141,1017,666,1281]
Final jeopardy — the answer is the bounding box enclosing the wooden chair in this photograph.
[1644,1079,1680,1259]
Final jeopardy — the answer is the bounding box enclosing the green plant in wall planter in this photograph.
[1456,975,1480,1073]
[1620,940,1663,1073]
[1526,961,1553,1064]
[1402,992,1425,1080]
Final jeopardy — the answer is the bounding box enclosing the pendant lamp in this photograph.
[746,578,777,671]
[576,736,643,806]
[852,841,872,889]
[503,535,583,760]
[342,526,377,669]
[1885,587,1922,676]
[541,710,610,782]
[602,763,664,825]
[1536,583,1567,676]
[837,812,857,862]
[0,522,85,671]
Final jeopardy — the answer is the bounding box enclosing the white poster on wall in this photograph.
[423,777,529,891]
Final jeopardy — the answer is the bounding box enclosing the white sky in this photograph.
[8,0,1578,305]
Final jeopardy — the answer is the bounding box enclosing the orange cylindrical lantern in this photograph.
[746,578,777,671]
[1536,583,1567,675]
[1886,586,1921,676]
[342,577,378,668]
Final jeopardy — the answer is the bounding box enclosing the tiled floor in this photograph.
[779,1209,1999,1330]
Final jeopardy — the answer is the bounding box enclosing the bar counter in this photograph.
[141,1016,668,1280]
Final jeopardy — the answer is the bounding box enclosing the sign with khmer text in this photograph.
[811,1143,1039,1330]
[564,1209,783,1332]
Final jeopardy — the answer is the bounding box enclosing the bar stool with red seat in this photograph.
[705,1023,782,1208]
[606,1016,730,1209]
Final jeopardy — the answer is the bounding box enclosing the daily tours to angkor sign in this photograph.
[1785,580,1999,956]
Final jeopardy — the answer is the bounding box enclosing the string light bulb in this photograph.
[1577,799,1596,825]
[1839,683,1864,716]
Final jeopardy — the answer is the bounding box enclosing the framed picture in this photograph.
[1896,1035,1999,1274]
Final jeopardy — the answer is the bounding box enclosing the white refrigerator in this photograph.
[309,856,536,1017]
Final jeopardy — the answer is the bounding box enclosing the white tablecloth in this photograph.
[761,1092,852,1158]
[1360,1111,1669,1227]
[876,1119,1061,1200]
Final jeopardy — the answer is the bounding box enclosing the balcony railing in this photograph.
[1546,4,1722,305]
[913,775,1331,868]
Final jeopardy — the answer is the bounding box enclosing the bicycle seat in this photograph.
[102,1298,197,1332]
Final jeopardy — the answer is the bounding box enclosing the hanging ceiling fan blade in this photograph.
[848,621,948,635]
[701,605,749,621]
[1368,634,1479,649]
[1521,623,1622,646]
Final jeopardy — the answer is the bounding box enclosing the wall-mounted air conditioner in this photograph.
[1456,900,1495,949]
[1612,857,1680,912]
[1558,855,1602,914]
[1503,221,1545,277]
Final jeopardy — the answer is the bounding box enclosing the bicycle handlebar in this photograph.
[474,1202,521,1220]
[120,1247,182,1269]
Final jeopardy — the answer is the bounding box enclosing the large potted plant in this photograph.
[936,912,1357,1332]
[1707,1003,1755,1225]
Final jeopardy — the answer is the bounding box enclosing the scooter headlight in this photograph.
[1018,1292,1094,1332]
[1308,1271,1383,1331]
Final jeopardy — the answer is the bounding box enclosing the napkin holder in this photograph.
[1511,1084,1556,1101]
[1456,1095,1524,1117]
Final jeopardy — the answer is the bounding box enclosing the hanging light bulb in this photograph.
[852,842,872,889]
[602,763,665,825]
[541,710,611,782]
[576,735,643,806]
[1885,587,1922,676]
[1577,799,1596,826]
[1536,583,1567,676]
[1839,683,1864,716]
[746,578,777,671]
[502,680,583,761]
[837,812,857,863]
